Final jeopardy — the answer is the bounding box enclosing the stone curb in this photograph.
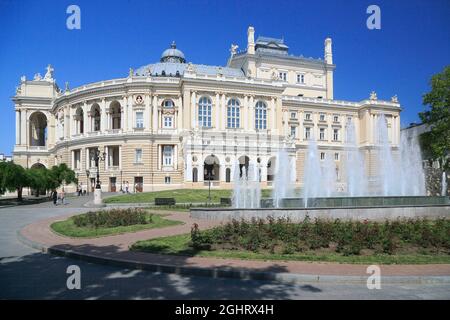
[16,228,450,286]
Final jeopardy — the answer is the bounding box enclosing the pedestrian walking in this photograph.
[60,190,65,205]
[52,190,58,206]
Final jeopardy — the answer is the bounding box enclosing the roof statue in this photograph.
[370,91,378,100]
[44,64,54,81]
[230,44,238,56]
[391,95,398,103]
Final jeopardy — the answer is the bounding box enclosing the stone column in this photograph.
[69,107,76,136]
[121,96,127,131]
[105,146,109,170]
[174,144,178,170]
[100,99,106,132]
[144,94,150,131]
[215,93,220,129]
[127,96,133,131]
[83,102,89,134]
[221,93,226,129]
[64,107,70,139]
[177,95,183,131]
[191,91,196,128]
[152,95,158,132]
[243,96,248,130]
[15,110,20,145]
[157,144,161,170]
[270,97,276,132]
[248,95,254,130]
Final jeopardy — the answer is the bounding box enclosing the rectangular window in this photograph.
[165,176,171,184]
[135,149,142,163]
[333,129,339,141]
[319,128,325,140]
[290,112,296,119]
[319,113,326,122]
[334,152,339,161]
[135,112,144,128]
[279,72,287,81]
[297,74,305,83]
[163,116,173,128]
[304,127,311,140]
[163,145,173,166]
[333,115,339,123]
[305,113,311,121]
[320,152,325,160]
[290,126,296,137]
[73,150,81,169]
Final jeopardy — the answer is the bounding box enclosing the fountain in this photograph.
[192,112,449,221]
[344,118,367,196]
[231,160,261,208]
[375,114,426,196]
[272,149,295,207]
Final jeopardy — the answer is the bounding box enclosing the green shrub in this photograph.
[188,216,450,256]
[73,208,149,228]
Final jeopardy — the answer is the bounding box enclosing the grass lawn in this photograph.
[131,234,450,265]
[104,189,273,204]
[51,213,183,238]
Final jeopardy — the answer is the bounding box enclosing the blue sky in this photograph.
[0,0,449,155]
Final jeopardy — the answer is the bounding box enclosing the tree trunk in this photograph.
[17,187,23,201]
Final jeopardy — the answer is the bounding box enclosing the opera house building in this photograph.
[12,26,401,193]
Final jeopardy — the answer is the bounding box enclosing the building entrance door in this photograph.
[134,177,143,192]
[109,177,117,192]
[90,178,95,192]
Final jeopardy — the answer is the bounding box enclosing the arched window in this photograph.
[226,168,231,183]
[91,104,101,132]
[198,96,212,128]
[110,101,121,130]
[162,100,174,108]
[255,101,267,130]
[227,98,240,128]
[29,112,48,146]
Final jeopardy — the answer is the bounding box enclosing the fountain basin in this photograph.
[191,196,450,222]
[261,196,450,208]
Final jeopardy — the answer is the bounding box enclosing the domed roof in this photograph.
[160,41,186,63]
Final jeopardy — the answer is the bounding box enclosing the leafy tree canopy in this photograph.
[419,65,450,170]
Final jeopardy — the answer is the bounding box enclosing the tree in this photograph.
[0,162,29,201]
[50,163,77,191]
[419,66,450,170]
[27,167,52,196]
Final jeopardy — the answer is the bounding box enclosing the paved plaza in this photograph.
[1,196,450,299]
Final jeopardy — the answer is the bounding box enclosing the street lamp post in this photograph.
[85,169,90,195]
[91,149,106,206]
[120,170,123,193]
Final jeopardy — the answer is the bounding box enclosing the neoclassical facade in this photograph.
[12,26,401,192]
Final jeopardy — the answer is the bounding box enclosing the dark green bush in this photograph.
[189,216,450,256]
[73,208,149,228]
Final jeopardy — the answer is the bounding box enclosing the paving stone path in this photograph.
[19,209,450,278]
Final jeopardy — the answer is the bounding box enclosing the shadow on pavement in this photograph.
[0,242,323,299]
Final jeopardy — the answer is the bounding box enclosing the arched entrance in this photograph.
[238,155,249,178]
[204,155,220,181]
[29,112,47,146]
[267,156,276,181]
